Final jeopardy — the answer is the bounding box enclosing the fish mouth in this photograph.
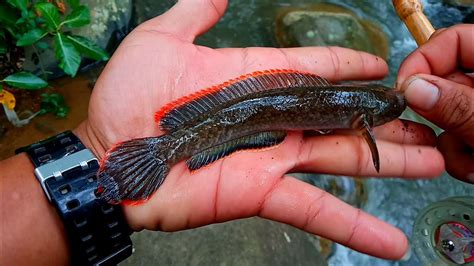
[396,91,407,111]
[385,89,407,112]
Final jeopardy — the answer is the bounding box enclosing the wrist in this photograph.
[0,154,70,265]
[73,120,108,160]
[73,122,138,232]
[16,130,135,264]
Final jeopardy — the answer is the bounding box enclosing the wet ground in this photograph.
[123,217,328,266]
[0,76,92,158]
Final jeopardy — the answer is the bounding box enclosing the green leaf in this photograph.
[40,92,69,118]
[67,0,81,10]
[36,41,49,50]
[62,6,90,28]
[66,35,109,61]
[0,3,19,26]
[0,39,6,54]
[15,16,27,25]
[16,28,47,46]
[54,33,81,76]
[6,0,28,12]
[0,30,6,54]
[34,2,61,30]
[3,72,48,89]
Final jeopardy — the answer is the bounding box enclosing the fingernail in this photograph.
[467,173,474,184]
[404,77,440,111]
[400,244,412,261]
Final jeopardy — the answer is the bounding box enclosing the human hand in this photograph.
[74,0,444,260]
[397,24,474,184]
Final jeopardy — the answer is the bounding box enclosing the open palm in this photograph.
[76,0,444,260]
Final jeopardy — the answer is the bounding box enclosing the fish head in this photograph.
[367,87,407,126]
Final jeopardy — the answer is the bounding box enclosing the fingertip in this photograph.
[402,75,440,111]
[399,241,412,261]
[141,0,228,41]
[427,147,446,177]
[399,75,416,92]
[428,28,447,40]
[347,212,409,260]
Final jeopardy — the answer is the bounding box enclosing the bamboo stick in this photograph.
[392,0,435,45]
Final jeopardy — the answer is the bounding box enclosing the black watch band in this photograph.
[16,131,133,265]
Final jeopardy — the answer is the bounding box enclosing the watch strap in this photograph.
[16,131,85,167]
[17,131,133,265]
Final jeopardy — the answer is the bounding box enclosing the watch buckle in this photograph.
[34,149,98,201]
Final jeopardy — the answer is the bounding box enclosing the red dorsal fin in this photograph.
[155,69,331,132]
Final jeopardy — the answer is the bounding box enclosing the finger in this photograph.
[397,24,474,87]
[438,132,474,184]
[218,46,388,82]
[428,28,447,40]
[443,71,474,87]
[401,74,474,147]
[140,0,228,42]
[258,176,408,260]
[292,135,444,178]
[373,119,437,146]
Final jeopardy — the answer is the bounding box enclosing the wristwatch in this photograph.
[16,131,133,265]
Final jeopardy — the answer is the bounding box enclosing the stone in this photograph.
[463,10,474,23]
[296,174,367,209]
[23,0,132,79]
[132,1,174,26]
[275,4,389,60]
[121,217,328,266]
[444,0,474,7]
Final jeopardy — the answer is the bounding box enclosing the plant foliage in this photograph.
[0,0,109,117]
[40,92,69,118]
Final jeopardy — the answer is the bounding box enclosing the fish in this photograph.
[97,69,406,204]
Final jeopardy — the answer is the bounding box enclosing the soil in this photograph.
[0,75,92,159]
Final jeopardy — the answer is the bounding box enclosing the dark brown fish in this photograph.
[98,69,406,203]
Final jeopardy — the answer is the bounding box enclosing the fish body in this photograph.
[98,70,406,203]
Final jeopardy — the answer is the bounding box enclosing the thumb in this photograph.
[140,0,228,42]
[401,74,474,147]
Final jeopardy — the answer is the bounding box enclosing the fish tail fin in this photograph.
[97,137,170,204]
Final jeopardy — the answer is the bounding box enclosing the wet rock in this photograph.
[23,0,132,79]
[275,4,389,60]
[296,174,367,209]
[121,217,328,266]
[444,0,474,8]
[463,10,474,23]
[74,0,132,49]
[132,1,174,26]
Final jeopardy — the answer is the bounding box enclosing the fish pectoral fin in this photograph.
[186,131,287,171]
[351,113,380,172]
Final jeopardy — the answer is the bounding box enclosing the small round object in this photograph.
[442,239,456,253]
[413,196,474,265]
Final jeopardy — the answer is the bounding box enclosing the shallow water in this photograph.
[134,1,474,265]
